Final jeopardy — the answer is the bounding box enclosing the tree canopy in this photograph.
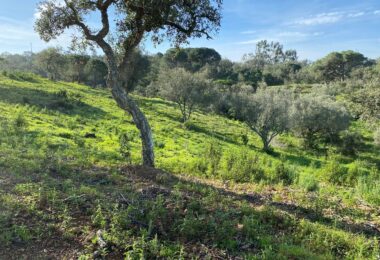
[35,0,223,167]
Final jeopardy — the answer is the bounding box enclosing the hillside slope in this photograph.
[0,73,379,259]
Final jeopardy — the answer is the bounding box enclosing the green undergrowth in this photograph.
[0,72,379,258]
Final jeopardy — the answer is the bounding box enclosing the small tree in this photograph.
[290,94,351,148]
[65,53,90,83]
[159,68,211,122]
[241,88,292,152]
[35,47,65,81]
[35,0,222,167]
[84,58,108,87]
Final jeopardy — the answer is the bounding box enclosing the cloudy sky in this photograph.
[1,0,380,61]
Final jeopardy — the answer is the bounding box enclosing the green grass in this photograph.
[0,72,379,258]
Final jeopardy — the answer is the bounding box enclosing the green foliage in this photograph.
[323,159,348,185]
[355,167,380,205]
[290,94,351,149]
[205,141,223,176]
[298,173,319,192]
[92,204,107,229]
[119,132,132,162]
[269,162,297,185]
[241,88,293,151]
[13,112,28,129]
[313,51,369,82]
[0,74,379,258]
[164,47,221,72]
[220,148,263,182]
[158,68,214,122]
[338,130,363,156]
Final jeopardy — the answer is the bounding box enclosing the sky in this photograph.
[0,0,379,61]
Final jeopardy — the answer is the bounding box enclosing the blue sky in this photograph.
[0,0,379,61]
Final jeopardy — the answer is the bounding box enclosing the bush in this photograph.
[338,130,362,156]
[298,173,319,192]
[269,162,297,185]
[119,132,132,162]
[291,94,351,149]
[220,148,264,182]
[13,113,28,129]
[323,159,348,185]
[205,141,222,176]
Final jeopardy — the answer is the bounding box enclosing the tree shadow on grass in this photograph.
[2,160,379,258]
[127,166,380,239]
[271,151,320,167]
[0,85,106,118]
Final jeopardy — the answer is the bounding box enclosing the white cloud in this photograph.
[236,31,324,45]
[348,12,365,18]
[374,10,380,15]
[293,12,344,26]
[292,10,371,26]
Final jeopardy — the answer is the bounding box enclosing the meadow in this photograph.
[0,72,379,259]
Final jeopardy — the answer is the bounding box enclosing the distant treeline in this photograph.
[1,41,378,90]
[1,41,379,130]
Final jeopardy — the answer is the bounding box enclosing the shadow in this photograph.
[0,85,106,118]
[125,166,380,239]
[1,159,379,258]
[183,122,241,146]
[154,110,183,123]
[358,155,380,168]
[275,152,317,167]
[152,109,243,146]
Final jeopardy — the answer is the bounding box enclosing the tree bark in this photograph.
[110,78,155,167]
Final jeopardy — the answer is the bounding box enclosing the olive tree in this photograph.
[241,88,292,152]
[34,47,66,81]
[158,68,211,122]
[84,58,108,87]
[290,94,350,148]
[35,0,222,167]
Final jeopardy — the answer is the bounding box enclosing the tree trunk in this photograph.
[110,80,155,167]
[262,137,271,153]
[263,141,270,153]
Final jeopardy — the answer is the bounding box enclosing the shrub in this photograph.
[119,132,132,162]
[298,173,319,192]
[269,162,297,185]
[338,130,362,156]
[205,141,222,176]
[290,94,351,149]
[13,113,28,129]
[220,148,264,182]
[323,159,348,185]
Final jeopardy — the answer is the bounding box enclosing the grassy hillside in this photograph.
[0,72,379,259]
